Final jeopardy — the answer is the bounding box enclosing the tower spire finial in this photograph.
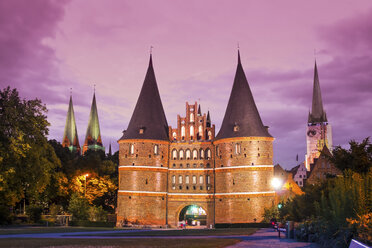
[70,88,72,96]
[150,46,153,55]
[94,84,96,93]
[237,44,241,64]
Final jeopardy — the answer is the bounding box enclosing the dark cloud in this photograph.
[0,0,69,102]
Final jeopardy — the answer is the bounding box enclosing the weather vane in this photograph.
[150,46,153,55]
[94,84,96,93]
[70,88,72,96]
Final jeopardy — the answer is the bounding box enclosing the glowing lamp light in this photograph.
[271,177,282,190]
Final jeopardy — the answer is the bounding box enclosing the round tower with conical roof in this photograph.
[213,51,275,223]
[117,55,169,226]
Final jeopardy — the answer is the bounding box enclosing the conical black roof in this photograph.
[308,62,327,123]
[215,51,271,140]
[120,55,169,141]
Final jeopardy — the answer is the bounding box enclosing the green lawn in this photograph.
[0,226,115,235]
[70,228,258,237]
[0,238,241,248]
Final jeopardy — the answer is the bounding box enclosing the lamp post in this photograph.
[83,174,89,197]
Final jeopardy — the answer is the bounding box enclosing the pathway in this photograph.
[226,228,319,248]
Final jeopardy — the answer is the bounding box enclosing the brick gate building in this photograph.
[117,52,275,227]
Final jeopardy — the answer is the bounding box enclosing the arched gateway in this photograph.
[178,205,207,228]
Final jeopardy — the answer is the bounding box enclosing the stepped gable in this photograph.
[308,61,327,123]
[62,95,80,152]
[120,55,169,141]
[84,93,103,148]
[215,51,271,140]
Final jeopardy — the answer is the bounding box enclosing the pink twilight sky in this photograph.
[1,0,371,169]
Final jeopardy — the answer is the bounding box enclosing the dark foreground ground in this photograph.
[0,227,319,248]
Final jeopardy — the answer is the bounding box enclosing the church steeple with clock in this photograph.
[305,62,332,171]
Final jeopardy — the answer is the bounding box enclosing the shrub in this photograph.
[88,206,107,222]
[28,205,43,223]
[0,206,12,225]
[68,193,89,221]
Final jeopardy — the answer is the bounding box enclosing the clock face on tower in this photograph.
[307,130,316,137]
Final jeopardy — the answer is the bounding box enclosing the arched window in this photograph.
[190,126,194,139]
[190,113,194,122]
[192,175,197,184]
[200,149,204,159]
[186,149,191,160]
[185,175,189,184]
[193,149,198,160]
[181,126,185,140]
[154,144,159,155]
[198,125,203,135]
[172,132,177,140]
[207,175,210,184]
[172,175,176,184]
[178,175,183,184]
[235,143,241,154]
[172,149,177,159]
[206,148,211,159]
[179,149,184,160]
[208,131,212,140]
[130,144,134,155]
[199,175,204,184]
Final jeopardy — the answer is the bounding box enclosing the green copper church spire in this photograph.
[62,94,81,154]
[83,92,104,154]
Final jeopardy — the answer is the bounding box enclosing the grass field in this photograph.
[0,238,241,248]
[70,228,258,237]
[0,226,115,235]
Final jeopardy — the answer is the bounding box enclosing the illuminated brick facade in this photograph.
[117,53,275,227]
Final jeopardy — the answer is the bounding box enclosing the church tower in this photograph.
[62,94,81,154]
[214,51,275,223]
[305,62,332,171]
[117,55,169,226]
[83,92,105,154]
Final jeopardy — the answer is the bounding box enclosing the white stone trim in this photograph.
[215,191,275,196]
[118,190,275,196]
[119,165,168,170]
[168,193,211,196]
[215,165,273,170]
[118,190,167,194]
[168,168,214,171]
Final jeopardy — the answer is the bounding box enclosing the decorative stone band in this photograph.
[118,190,167,197]
[118,190,275,198]
[214,191,275,198]
[119,165,168,172]
[118,165,273,172]
[118,139,170,145]
[213,136,275,145]
[215,165,274,172]
[168,168,214,172]
[170,141,213,145]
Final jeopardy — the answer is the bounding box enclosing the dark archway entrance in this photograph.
[178,205,207,227]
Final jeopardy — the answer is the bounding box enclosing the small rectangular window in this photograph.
[192,176,197,184]
[179,175,183,184]
[199,175,204,184]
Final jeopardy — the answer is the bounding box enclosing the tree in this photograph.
[331,138,372,174]
[0,87,60,208]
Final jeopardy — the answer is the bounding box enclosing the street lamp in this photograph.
[271,177,283,190]
[83,173,89,197]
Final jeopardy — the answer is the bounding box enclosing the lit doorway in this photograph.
[178,205,207,228]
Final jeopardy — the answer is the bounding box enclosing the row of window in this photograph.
[129,144,159,155]
[172,185,211,190]
[172,175,211,184]
[172,163,210,168]
[172,126,212,141]
[172,148,212,160]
